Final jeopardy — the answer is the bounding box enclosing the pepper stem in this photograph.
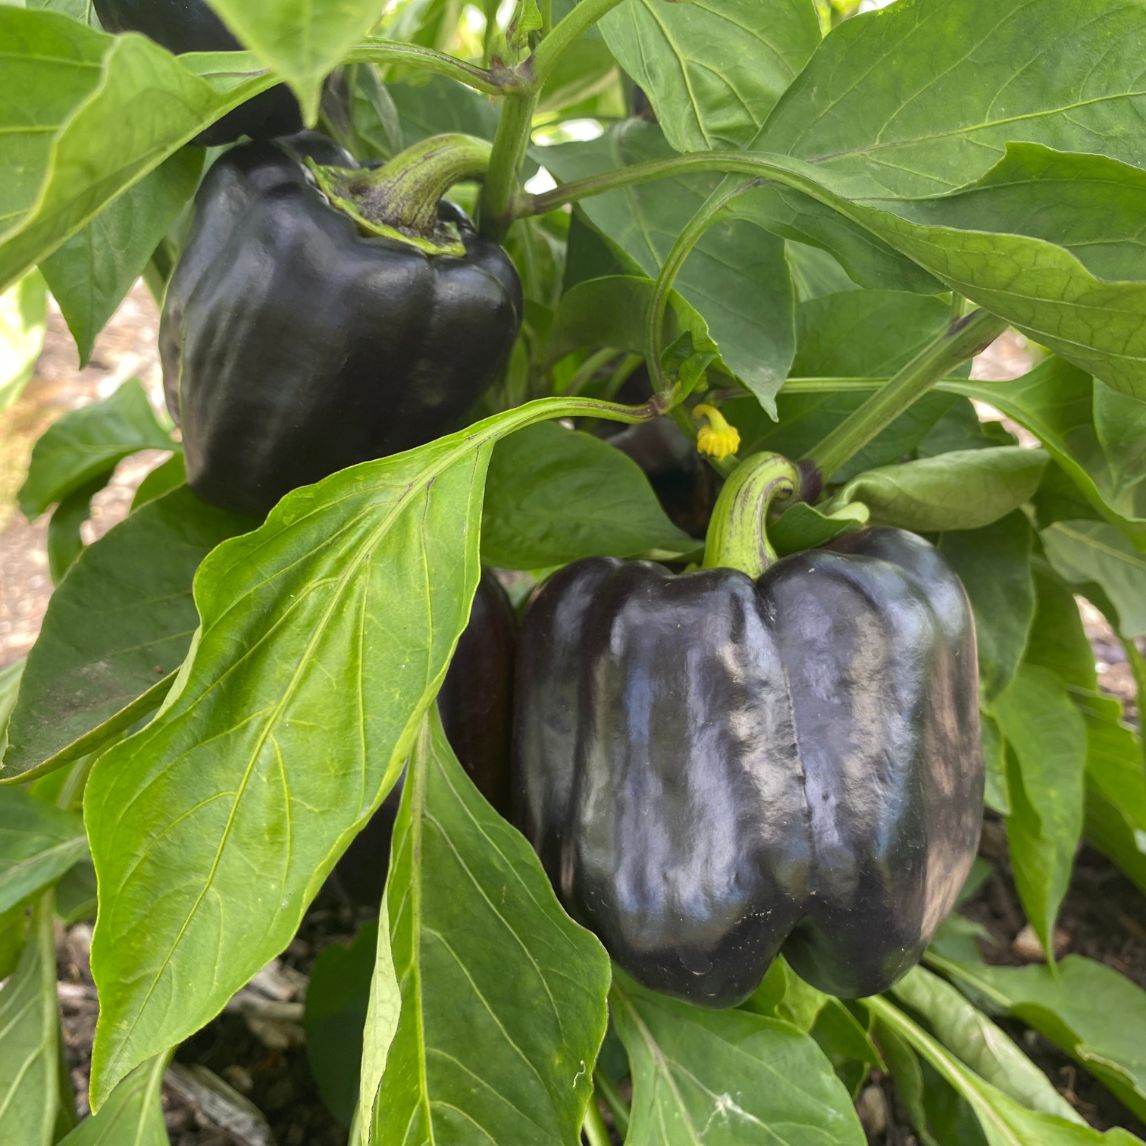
[703,452,801,577]
[310,133,492,255]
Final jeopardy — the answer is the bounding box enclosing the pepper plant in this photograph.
[1,0,1146,1143]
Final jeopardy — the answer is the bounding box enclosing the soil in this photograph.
[3,295,1144,1143]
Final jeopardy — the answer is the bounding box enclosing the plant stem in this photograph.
[480,90,538,240]
[593,1071,630,1134]
[703,452,801,576]
[528,0,627,87]
[563,347,619,396]
[347,38,517,95]
[582,1098,612,1146]
[804,309,1008,481]
[522,152,831,217]
[646,177,760,398]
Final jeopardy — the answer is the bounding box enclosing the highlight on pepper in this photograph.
[693,403,741,461]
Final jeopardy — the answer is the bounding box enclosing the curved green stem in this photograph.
[527,0,627,87]
[522,152,832,217]
[582,1098,611,1146]
[703,452,801,577]
[347,38,519,95]
[646,177,760,399]
[309,134,492,254]
[804,309,1007,481]
[593,1071,630,1135]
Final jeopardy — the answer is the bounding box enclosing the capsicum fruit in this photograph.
[513,503,983,1005]
[160,133,522,517]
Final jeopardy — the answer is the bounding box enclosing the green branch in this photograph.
[347,38,520,96]
[526,0,627,87]
[803,309,1008,481]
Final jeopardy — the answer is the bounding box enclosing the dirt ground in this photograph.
[2,292,1143,1143]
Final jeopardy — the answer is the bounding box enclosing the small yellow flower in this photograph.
[693,404,741,461]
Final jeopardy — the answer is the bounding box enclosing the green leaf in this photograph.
[598,0,821,152]
[305,922,376,1127]
[367,712,611,1144]
[612,980,866,1145]
[937,952,1146,1124]
[40,149,201,364]
[760,0,1146,197]
[2,487,251,781]
[1078,691,1146,896]
[938,513,1036,700]
[18,380,172,518]
[387,77,499,149]
[769,501,867,556]
[356,895,399,1146]
[1042,521,1146,639]
[46,476,106,583]
[966,361,1146,540]
[546,274,717,365]
[1023,569,1097,692]
[83,399,586,1108]
[0,269,47,410]
[58,1057,168,1145]
[832,447,1047,532]
[0,897,60,1146]
[869,995,1143,1146]
[0,787,86,913]
[208,0,380,123]
[483,422,697,568]
[991,665,1087,952]
[542,122,796,415]
[892,967,1081,1124]
[0,9,274,290]
[979,714,1010,816]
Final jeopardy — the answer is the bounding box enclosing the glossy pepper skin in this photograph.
[513,528,983,1006]
[93,0,302,145]
[334,570,517,907]
[160,135,523,518]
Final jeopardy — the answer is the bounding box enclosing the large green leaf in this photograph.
[612,980,866,1145]
[483,421,696,568]
[1042,521,1146,639]
[598,0,821,152]
[208,0,381,122]
[831,447,1046,532]
[367,712,611,1144]
[41,150,201,364]
[938,513,1036,700]
[936,955,1146,1125]
[84,399,628,1109]
[991,665,1087,952]
[0,787,86,913]
[0,8,275,290]
[1078,691,1146,897]
[760,0,1146,196]
[542,122,796,415]
[869,994,1143,1146]
[58,1058,169,1146]
[2,487,251,781]
[892,968,1081,1124]
[18,380,173,519]
[0,897,60,1146]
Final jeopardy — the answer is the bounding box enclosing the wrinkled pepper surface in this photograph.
[513,528,983,1005]
[93,0,302,144]
[334,570,516,907]
[160,134,523,517]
